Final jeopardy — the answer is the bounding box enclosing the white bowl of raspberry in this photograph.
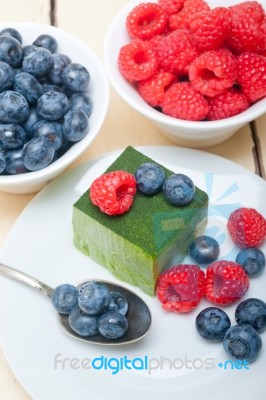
[0,22,109,194]
[104,0,266,148]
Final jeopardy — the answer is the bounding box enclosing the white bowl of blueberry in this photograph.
[0,23,109,194]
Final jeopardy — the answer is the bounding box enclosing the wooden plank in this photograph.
[0,355,30,400]
[56,0,129,58]
[253,114,266,179]
[0,0,51,23]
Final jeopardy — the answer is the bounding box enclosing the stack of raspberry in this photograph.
[118,0,266,121]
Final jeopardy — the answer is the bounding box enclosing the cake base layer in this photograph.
[72,147,208,295]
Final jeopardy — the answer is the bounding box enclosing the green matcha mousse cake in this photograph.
[72,147,208,295]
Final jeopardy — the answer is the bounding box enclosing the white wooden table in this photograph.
[0,1,265,399]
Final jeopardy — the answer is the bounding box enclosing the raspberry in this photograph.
[90,171,137,216]
[229,1,265,22]
[227,3,266,54]
[126,2,168,40]
[162,82,209,121]
[148,34,165,55]
[207,90,249,120]
[118,39,159,82]
[156,29,198,75]
[237,52,266,103]
[156,264,205,313]
[137,69,176,107]
[227,207,266,248]
[169,0,210,30]
[189,49,237,97]
[158,0,186,16]
[190,8,231,52]
[204,261,250,305]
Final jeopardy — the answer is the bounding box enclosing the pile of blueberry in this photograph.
[51,281,129,340]
[134,162,195,205]
[196,299,266,363]
[0,28,93,174]
[189,234,266,363]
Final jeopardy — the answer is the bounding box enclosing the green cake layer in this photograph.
[72,147,208,295]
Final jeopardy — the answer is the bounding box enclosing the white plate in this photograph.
[0,146,265,400]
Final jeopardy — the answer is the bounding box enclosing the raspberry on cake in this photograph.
[72,147,208,295]
[90,171,136,216]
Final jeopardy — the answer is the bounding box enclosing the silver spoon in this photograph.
[0,263,152,345]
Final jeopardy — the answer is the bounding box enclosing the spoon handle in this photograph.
[0,263,54,299]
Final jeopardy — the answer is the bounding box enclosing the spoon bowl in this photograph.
[0,263,152,345]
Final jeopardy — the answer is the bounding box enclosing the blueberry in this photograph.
[0,61,14,92]
[62,109,89,142]
[33,34,57,53]
[0,36,22,67]
[134,163,165,195]
[98,311,128,339]
[22,136,55,171]
[78,281,110,315]
[236,248,265,277]
[42,83,64,94]
[0,151,5,173]
[0,28,22,44]
[22,44,37,58]
[190,235,220,265]
[48,53,71,85]
[68,305,98,337]
[163,173,195,206]
[69,92,93,117]
[37,90,69,121]
[61,62,90,93]
[235,298,266,333]
[32,120,62,151]
[223,324,262,363]
[51,284,79,314]
[5,148,28,174]
[0,124,27,150]
[0,90,29,124]
[22,107,42,135]
[107,291,128,315]
[22,47,54,77]
[196,307,231,342]
[54,136,73,159]
[13,67,23,76]
[14,72,43,105]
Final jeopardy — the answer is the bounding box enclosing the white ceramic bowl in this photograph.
[0,22,109,194]
[104,0,266,148]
